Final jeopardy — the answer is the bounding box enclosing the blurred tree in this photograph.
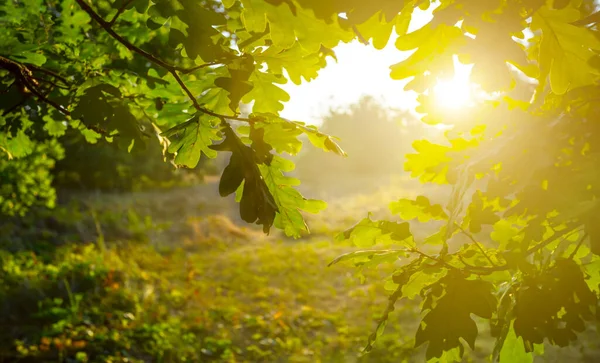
[53,129,217,192]
[0,139,64,216]
[296,96,427,180]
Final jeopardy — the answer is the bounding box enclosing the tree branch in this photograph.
[572,11,600,26]
[408,248,461,271]
[75,0,175,70]
[31,76,71,90]
[455,223,499,267]
[74,0,251,123]
[174,62,221,74]
[237,29,270,49]
[525,225,581,256]
[352,25,369,45]
[0,56,117,138]
[569,231,588,259]
[0,55,71,116]
[28,63,71,86]
[109,0,135,26]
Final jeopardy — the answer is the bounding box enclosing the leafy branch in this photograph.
[525,224,581,256]
[455,223,499,267]
[108,0,135,26]
[27,63,72,87]
[75,0,249,124]
[0,55,70,116]
[237,28,270,49]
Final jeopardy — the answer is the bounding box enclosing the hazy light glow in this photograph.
[279,10,434,125]
[432,56,474,110]
[279,4,478,124]
[432,77,472,110]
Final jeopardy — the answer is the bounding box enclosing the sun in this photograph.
[432,59,474,110]
[432,74,474,110]
[433,78,472,110]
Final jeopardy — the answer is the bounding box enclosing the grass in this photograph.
[0,231,419,362]
[1,174,423,362]
[3,175,600,362]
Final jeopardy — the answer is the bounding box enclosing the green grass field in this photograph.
[2,176,599,362]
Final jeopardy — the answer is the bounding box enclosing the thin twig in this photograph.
[169,71,203,111]
[237,28,270,49]
[169,71,249,122]
[21,77,70,115]
[0,56,72,116]
[352,24,369,45]
[525,225,581,256]
[77,0,226,75]
[75,0,175,70]
[569,231,588,259]
[174,62,221,74]
[409,247,508,275]
[408,248,460,271]
[28,63,71,86]
[109,0,135,26]
[31,76,71,90]
[455,223,498,266]
[75,0,251,123]
[458,255,508,274]
[571,11,600,26]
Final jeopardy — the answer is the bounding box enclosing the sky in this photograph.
[279,9,434,125]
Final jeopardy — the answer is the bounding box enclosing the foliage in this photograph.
[0,0,348,237]
[54,130,213,192]
[4,0,600,362]
[0,138,64,216]
[331,1,600,362]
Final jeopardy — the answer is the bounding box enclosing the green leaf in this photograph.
[328,249,406,267]
[304,128,346,156]
[354,11,396,50]
[404,138,477,184]
[199,87,233,116]
[249,114,344,156]
[211,125,278,232]
[416,275,496,360]
[340,215,413,248]
[390,195,448,222]
[254,44,325,85]
[55,0,92,45]
[0,130,34,159]
[513,259,597,351]
[259,122,303,155]
[583,259,600,294]
[259,156,326,237]
[241,71,290,114]
[499,323,533,363]
[241,0,295,48]
[214,56,256,113]
[466,191,500,233]
[391,24,465,80]
[43,115,67,137]
[402,267,447,299]
[531,5,600,95]
[163,114,220,167]
[10,49,46,66]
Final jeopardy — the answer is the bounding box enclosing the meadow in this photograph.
[2,172,598,363]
